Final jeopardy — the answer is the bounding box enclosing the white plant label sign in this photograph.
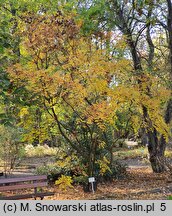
[88,177,95,183]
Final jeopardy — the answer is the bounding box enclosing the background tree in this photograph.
[77,0,171,173]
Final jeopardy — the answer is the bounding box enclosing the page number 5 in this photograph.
[160,203,166,211]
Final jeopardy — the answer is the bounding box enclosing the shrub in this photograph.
[55,175,73,191]
[73,175,88,184]
[35,164,62,182]
[35,143,127,191]
[24,144,58,157]
[0,125,24,175]
[98,160,127,182]
[35,152,83,183]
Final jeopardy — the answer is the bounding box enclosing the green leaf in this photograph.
[0,45,4,53]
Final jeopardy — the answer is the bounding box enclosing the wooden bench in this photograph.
[0,175,54,200]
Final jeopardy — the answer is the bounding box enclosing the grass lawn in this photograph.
[113,147,172,160]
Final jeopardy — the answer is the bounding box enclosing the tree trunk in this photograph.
[126,26,167,173]
[166,0,172,127]
[142,105,167,172]
[87,152,96,177]
[147,129,167,173]
[165,98,172,124]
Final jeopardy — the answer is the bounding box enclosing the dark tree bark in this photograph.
[166,0,172,125]
[167,0,172,77]
[142,107,167,173]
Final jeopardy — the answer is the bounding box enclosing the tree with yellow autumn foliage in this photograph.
[7,8,170,177]
[1,0,171,179]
